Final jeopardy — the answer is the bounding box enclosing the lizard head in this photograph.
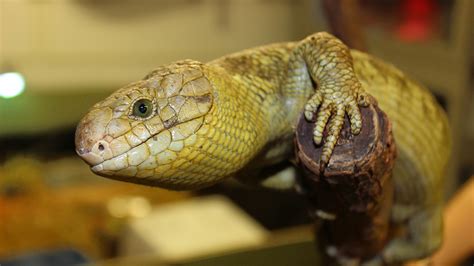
[75,60,223,189]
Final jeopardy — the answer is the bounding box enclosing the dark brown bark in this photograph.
[295,101,396,260]
[322,0,367,51]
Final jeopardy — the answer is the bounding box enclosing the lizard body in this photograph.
[75,32,450,265]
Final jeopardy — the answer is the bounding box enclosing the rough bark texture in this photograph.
[295,101,396,261]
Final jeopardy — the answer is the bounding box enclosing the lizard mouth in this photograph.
[91,163,105,173]
[89,116,206,176]
[89,140,148,175]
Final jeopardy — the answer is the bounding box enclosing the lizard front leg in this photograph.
[287,32,370,167]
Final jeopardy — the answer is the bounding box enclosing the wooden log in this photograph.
[294,101,396,261]
[322,0,367,51]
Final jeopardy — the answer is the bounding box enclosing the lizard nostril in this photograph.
[98,143,105,151]
[77,147,88,155]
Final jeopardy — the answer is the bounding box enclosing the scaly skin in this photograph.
[75,32,450,265]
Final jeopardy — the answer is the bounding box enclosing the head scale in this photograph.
[75,60,220,189]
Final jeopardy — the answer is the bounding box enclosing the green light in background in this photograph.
[0,72,26,99]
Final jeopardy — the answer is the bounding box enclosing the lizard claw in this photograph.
[357,89,370,107]
[347,102,362,135]
[320,106,345,166]
[304,90,323,121]
[312,101,332,145]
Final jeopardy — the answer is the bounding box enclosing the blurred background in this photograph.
[0,0,472,265]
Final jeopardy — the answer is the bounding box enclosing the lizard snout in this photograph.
[75,108,113,166]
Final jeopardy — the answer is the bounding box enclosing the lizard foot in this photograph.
[304,81,368,168]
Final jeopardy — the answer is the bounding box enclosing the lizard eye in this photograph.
[131,99,154,119]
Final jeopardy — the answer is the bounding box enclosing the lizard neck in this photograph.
[187,65,272,171]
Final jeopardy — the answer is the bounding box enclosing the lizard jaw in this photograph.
[91,163,103,173]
